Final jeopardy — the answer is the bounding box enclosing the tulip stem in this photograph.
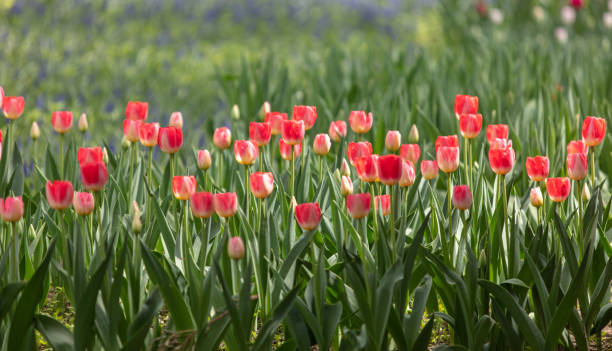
[183,200,190,248]
[500,174,510,275]
[8,121,13,171]
[370,185,378,242]
[10,222,18,282]
[146,147,153,229]
[590,149,595,188]
[128,142,136,208]
[469,139,473,191]
[389,185,397,262]
[201,218,208,270]
[245,166,250,223]
[577,180,583,256]
[290,146,295,200]
[447,173,453,261]
[318,156,323,182]
[464,138,469,189]
[59,133,64,178]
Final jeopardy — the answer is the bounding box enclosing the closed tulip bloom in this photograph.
[525,156,549,182]
[46,180,74,210]
[582,116,606,147]
[354,155,379,183]
[295,202,322,231]
[530,188,543,207]
[172,176,197,200]
[158,126,183,154]
[567,140,588,155]
[346,193,371,219]
[51,111,73,134]
[250,172,274,199]
[486,124,509,144]
[488,139,515,175]
[400,161,416,188]
[81,162,108,192]
[292,105,317,130]
[231,104,240,120]
[78,113,88,132]
[400,144,421,164]
[378,154,403,185]
[408,125,419,143]
[341,175,353,196]
[329,120,348,142]
[458,114,483,139]
[313,133,331,156]
[420,160,439,180]
[452,185,473,210]
[265,112,288,135]
[546,177,571,202]
[78,147,104,166]
[213,127,232,149]
[281,119,305,145]
[435,135,459,152]
[569,0,584,9]
[0,197,24,222]
[279,139,302,160]
[374,195,391,216]
[567,153,588,181]
[169,112,183,129]
[259,101,271,120]
[191,192,215,219]
[227,236,245,260]
[197,150,212,170]
[123,119,142,142]
[348,110,373,134]
[30,122,40,140]
[454,94,479,117]
[340,158,351,177]
[214,192,238,218]
[249,122,272,146]
[2,96,25,119]
[347,141,373,165]
[73,192,95,216]
[385,130,401,152]
[234,140,258,165]
[437,146,460,173]
[125,101,148,121]
[138,122,160,147]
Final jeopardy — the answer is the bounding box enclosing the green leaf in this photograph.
[35,314,75,351]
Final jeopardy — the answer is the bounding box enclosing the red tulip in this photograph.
[354,155,379,183]
[80,162,108,192]
[348,111,373,134]
[437,146,460,173]
[313,133,331,156]
[191,192,215,219]
[458,114,483,139]
[546,177,571,202]
[125,101,148,121]
[346,193,371,219]
[340,175,353,196]
[46,180,74,210]
[0,197,24,222]
[51,111,73,134]
[214,192,238,218]
[347,141,373,165]
[567,140,588,155]
[292,105,317,130]
[234,140,258,165]
[172,176,197,200]
[295,202,321,230]
[138,122,160,147]
[158,126,183,154]
[435,135,459,152]
[420,160,439,180]
[0,86,3,108]
[400,161,416,188]
[530,188,543,207]
[123,119,142,142]
[582,116,606,147]
[400,144,421,164]
[374,195,391,216]
[169,112,183,129]
[569,0,583,9]
[197,150,212,170]
[265,112,288,135]
[78,147,104,166]
[2,96,25,120]
[249,122,272,146]
[486,124,509,144]
[567,153,588,181]
[378,154,403,185]
[385,131,401,151]
[250,172,274,199]
[279,139,302,160]
[454,94,478,117]
[213,127,232,149]
[488,139,515,175]
[525,156,549,182]
[329,120,348,142]
[73,192,95,216]
[452,185,472,210]
[280,119,305,145]
[227,236,245,260]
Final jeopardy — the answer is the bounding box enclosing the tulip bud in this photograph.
[131,201,140,216]
[313,133,331,156]
[530,188,543,208]
[169,112,183,129]
[227,236,245,260]
[290,196,298,209]
[30,122,40,140]
[479,249,487,268]
[582,184,591,202]
[259,101,271,120]
[121,136,131,150]
[197,150,212,171]
[340,176,353,197]
[231,104,240,120]
[385,130,401,152]
[340,158,351,177]
[132,212,142,233]
[408,124,419,143]
[102,147,109,164]
[78,113,88,133]
[529,312,535,321]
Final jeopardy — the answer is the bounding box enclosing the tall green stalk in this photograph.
[290,146,295,200]
[590,149,595,188]
[245,166,250,222]
[128,142,136,207]
[59,133,64,178]
[447,173,452,261]
[146,147,153,229]
[10,222,18,282]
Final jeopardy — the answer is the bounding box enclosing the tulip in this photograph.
[51,111,73,134]
[197,150,212,170]
[437,146,460,173]
[420,160,439,180]
[2,96,25,120]
[0,86,3,108]
[408,124,419,143]
[400,144,421,164]
[340,158,351,177]
[279,139,302,160]
[132,207,142,233]
[458,114,482,139]
[354,155,379,183]
[125,101,148,121]
[486,124,509,144]
[569,0,583,9]
[30,122,40,140]
[400,161,415,188]
[582,116,606,147]
[250,172,274,199]
[346,193,371,219]
[0,196,24,222]
[295,202,321,231]
[259,101,271,120]
[213,127,232,149]
[452,185,472,210]
[214,192,238,218]
[582,184,591,202]
[329,120,348,142]
[313,133,331,156]
[234,140,258,166]
[293,105,317,130]
[340,175,353,196]
[158,126,183,154]
[121,136,131,150]
[265,112,288,135]
[488,139,515,175]
[530,188,543,208]
[138,122,160,147]
[385,131,401,152]
[102,148,109,163]
[172,176,197,200]
[227,236,245,260]
[435,135,459,152]
[191,192,215,219]
[280,119,305,145]
[454,94,478,117]
[46,180,74,210]
[80,162,108,192]
[378,155,402,186]
[249,122,272,146]
[374,195,391,216]
[123,119,142,142]
[231,104,240,120]
[567,140,588,155]
[78,147,104,166]
[78,113,88,133]
[347,141,373,165]
[169,112,183,129]
[348,111,373,135]
[525,156,549,182]
[546,177,571,202]
[567,153,588,181]
[73,192,95,216]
